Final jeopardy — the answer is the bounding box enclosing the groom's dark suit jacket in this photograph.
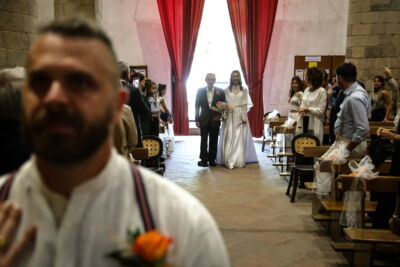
[195,87,226,127]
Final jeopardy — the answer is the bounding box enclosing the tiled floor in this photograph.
[164,136,349,267]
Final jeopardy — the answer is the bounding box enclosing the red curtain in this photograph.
[227,0,278,137]
[157,0,205,135]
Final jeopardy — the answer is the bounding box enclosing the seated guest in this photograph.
[389,183,400,236]
[0,67,31,175]
[288,76,304,122]
[332,63,369,156]
[371,123,400,228]
[370,74,392,122]
[296,67,327,142]
[118,61,150,147]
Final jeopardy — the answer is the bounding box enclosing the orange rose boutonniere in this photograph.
[107,229,173,267]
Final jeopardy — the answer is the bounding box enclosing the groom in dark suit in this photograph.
[195,73,226,167]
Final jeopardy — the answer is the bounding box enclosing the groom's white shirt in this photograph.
[0,149,230,267]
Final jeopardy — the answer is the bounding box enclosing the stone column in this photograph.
[54,0,96,20]
[346,0,400,89]
[0,0,38,68]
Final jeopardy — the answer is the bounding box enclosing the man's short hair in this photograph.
[35,16,120,89]
[132,72,145,82]
[205,73,216,78]
[336,62,357,82]
[118,61,130,80]
[0,67,25,120]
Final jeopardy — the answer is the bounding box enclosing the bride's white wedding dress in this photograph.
[216,86,258,169]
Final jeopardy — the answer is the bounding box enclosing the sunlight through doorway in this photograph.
[186,0,246,121]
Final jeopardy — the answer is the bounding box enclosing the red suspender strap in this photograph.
[131,164,155,231]
[0,172,16,202]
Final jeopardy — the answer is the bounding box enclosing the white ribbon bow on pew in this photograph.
[340,156,379,228]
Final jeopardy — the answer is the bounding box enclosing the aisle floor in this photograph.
[164,136,348,267]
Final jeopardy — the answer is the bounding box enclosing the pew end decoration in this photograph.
[339,156,378,228]
[313,142,350,197]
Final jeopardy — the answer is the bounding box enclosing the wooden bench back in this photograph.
[340,175,400,193]
[323,122,393,134]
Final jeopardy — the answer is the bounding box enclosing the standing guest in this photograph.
[195,73,226,167]
[114,102,138,160]
[132,72,151,135]
[0,16,229,267]
[157,83,172,124]
[138,78,152,135]
[333,63,369,156]
[329,77,366,145]
[296,67,327,142]
[144,79,160,136]
[288,76,304,122]
[383,67,399,123]
[132,72,146,91]
[0,67,31,175]
[370,75,391,122]
[322,70,333,123]
[118,61,150,147]
[328,75,341,144]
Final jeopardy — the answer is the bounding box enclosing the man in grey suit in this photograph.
[195,73,226,167]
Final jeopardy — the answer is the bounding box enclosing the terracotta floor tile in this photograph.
[164,136,349,266]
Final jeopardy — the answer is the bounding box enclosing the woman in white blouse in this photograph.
[288,76,305,122]
[296,68,327,142]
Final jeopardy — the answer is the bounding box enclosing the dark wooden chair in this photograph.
[286,133,320,202]
[141,135,165,175]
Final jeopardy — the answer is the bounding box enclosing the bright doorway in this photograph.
[186,0,246,121]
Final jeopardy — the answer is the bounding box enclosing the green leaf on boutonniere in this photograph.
[127,229,141,243]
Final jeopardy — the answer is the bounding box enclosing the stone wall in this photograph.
[347,0,400,90]
[0,0,38,68]
[54,0,96,19]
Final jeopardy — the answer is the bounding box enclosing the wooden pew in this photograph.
[323,121,394,135]
[337,175,400,267]
[263,118,287,154]
[309,154,390,222]
[303,146,330,158]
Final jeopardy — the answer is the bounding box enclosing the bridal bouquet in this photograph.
[211,101,230,113]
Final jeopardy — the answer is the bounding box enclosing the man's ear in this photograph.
[114,88,129,124]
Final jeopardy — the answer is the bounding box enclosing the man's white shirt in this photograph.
[207,87,214,108]
[0,150,229,267]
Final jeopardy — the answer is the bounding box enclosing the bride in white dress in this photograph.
[216,70,258,169]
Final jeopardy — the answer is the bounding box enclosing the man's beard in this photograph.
[22,105,113,165]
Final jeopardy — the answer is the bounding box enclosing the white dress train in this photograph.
[216,87,258,169]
